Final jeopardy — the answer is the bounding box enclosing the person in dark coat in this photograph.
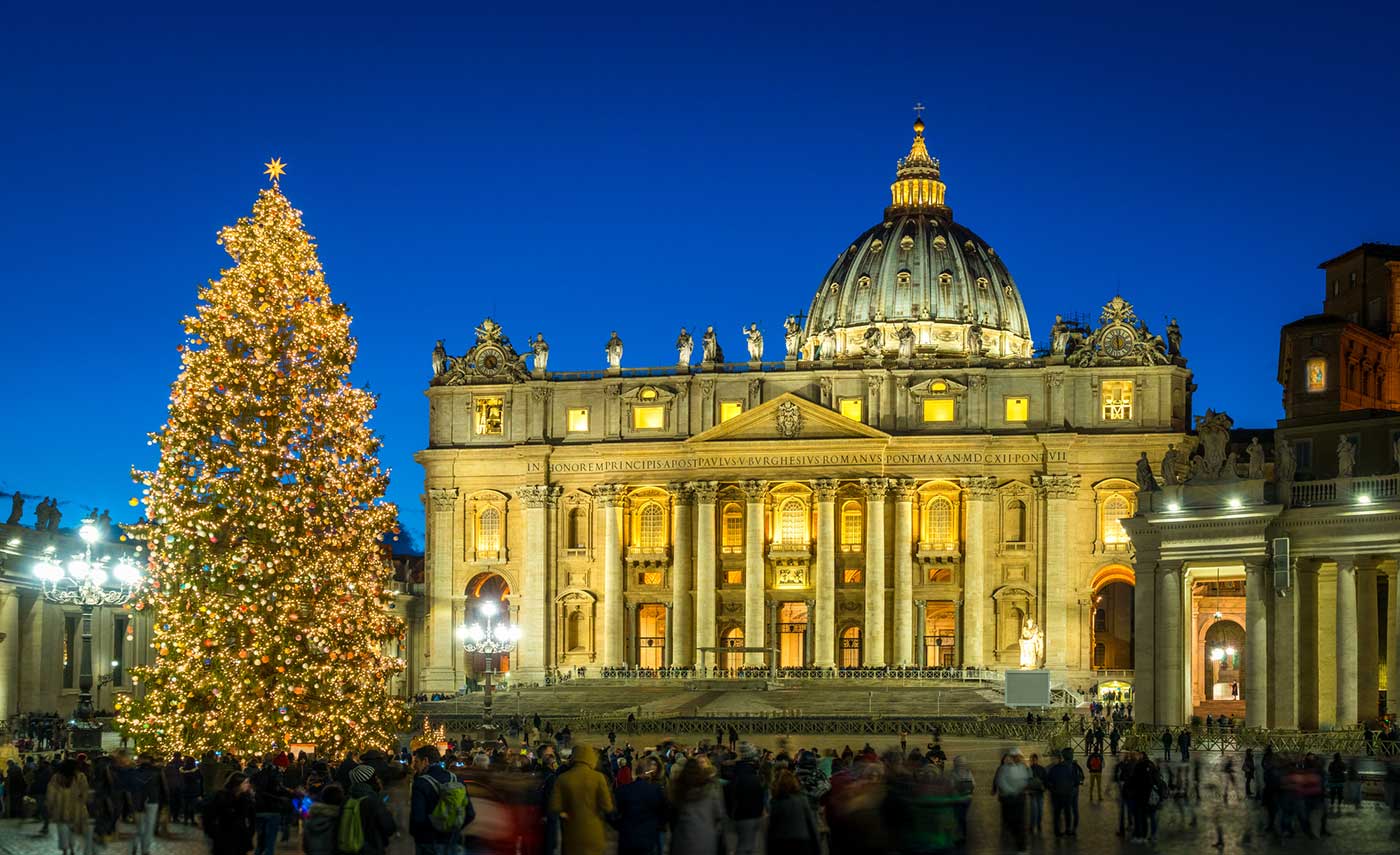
[724,744,767,855]
[204,772,256,855]
[6,760,27,818]
[346,765,398,855]
[766,769,820,855]
[302,784,343,855]
[180,757,203,824]
[1045,747,1084,837]
[613,762,668,855]
[31,759,54,832]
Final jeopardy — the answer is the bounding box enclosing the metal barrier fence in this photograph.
[571,667,1007,683]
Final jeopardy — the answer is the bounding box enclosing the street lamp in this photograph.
[455,600,519,723]
[34,519,142,749]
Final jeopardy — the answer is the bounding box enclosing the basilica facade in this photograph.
[415,120,1192,692]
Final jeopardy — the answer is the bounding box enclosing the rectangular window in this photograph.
[1101,380,1133,421]
[922,399,955,422]
[1004,396,1029,422]
[719,401,744,423]
[640,571,663,586]
[838,397,863,422]
[113,615,128,687]
[724,569,743,585]
[1305,357,1327,393]
[632,405,665,430]
[474,397,504,435]
[842,568,863,584]
[566,407,590,433]
[63,614,78,689]
[1294,438,1312,475]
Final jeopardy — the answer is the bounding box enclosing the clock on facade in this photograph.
[1102,326,1134,359]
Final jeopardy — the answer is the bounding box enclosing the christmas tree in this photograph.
[119,160,406,755]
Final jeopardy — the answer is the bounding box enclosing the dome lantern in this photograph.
[888,116,948,217]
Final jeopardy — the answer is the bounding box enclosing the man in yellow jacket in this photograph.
[547,744,615,855]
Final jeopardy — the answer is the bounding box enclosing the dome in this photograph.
[802,120,1033,360]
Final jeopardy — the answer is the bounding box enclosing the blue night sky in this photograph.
[2,4,1397,547]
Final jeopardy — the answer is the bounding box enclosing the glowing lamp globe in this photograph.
[79,522,101,544]
[479,601,498,618]
[454,625,469,642]
[113,559,141,586]
[66,559,90,580]
[34,561,63,583]
[87,566,109,588]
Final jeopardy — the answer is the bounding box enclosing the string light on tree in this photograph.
[117,159,407,755]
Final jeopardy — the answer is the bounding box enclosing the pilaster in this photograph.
[692,482,718,670]
[959,475,997,667]
[742,480,767,666]
[516,484,559,682]
[1034,473,1080,670]
[1243,557,1269,728]
[669,483,694,668]
[891,479,916,666]
[813,479,838,669]
[861,477,888,667]
[596,484,625,668]
[422,487,460,691]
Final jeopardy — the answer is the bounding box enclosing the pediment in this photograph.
[687,392,890,443]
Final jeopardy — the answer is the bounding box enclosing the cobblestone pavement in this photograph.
[1,745,1397,854]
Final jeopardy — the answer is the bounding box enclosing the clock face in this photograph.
[478,348,501,376]
[1103,327,1134,359]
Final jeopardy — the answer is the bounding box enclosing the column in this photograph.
[892,479,916,666]
[1336,557,1358,726]
[0,586,19,720]
[1390,560,1400,716]
[959,476,996,667]
[1133,557,1157,723]
[422,487,459,691]
[804,598,816,666]
[1297,559,1321,730]
[669,484,694,668]
[624,602,637,667]
[1243,557,1269,729]
[1357,562,1380,722]
[663,603,673,666]
[813,480,838,669]
[1157,560,1185,725]
[1035,474,1080,670]
[597,485,625,669]
[692,482,718,671]
[915,599,927,667]
[742,480,767,666]
[1271,558,1299,729]
[861,478,888,667]
[516,485,557,683]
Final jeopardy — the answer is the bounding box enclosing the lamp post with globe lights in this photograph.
[455,600,519,723]
[33,518,143,749]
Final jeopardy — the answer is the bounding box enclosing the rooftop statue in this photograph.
[701,326,723,364]
[862,324,883,357]
[896,323,915,360]
[1275,438,1296,484]
[431,339,449,377]
[605,331,624,370]
[676,328,694,366]
[1193,409,1234,480]
[783,316,802,360]
[1246,437,1266,479]
[1161,444,1182,486]
[743,323,764,362]
[530,333,549,374]
[1136,452,1159,491]
[1337,436,1356,478]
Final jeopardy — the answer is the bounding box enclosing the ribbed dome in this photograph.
[802,121,1033,360]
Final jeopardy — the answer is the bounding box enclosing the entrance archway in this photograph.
[720,627,744,674]
[1204,620,1245,701]
[1089,565,1134,670]
[777,603,808,668]
[464,573,511,674]
[637,604,666,670]
[839,625,862,669]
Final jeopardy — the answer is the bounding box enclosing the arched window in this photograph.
[778,498,807,545]
[1094,607,1107,632]
[840,501,863,550]
[1102,494,1130,545]
[720,627,744,673]
[639,503,665,548]
[722,503,743,551]
[477,508,501,554]
[566,611,584,650]
[567,507,586,550]
[840,626,862,669]
[922,497,954,546]
[1005,500,1026,543]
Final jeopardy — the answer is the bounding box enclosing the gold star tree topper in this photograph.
[263,157,287,183]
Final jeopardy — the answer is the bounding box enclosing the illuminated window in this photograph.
[720,401,744,423]
[474,397,504,435]
[640,571,663,586]
[725,569,743,585]
[476,508,501,554]
[931,381,947,392]
[567,407,590,432]
[1103,494,1131,545]
[638,503,665,548]
[633,405,665,430]
[722,503,744,551]
[923,399,955,422]
[1004,396,1029,422]
[1102,381,1133,421]
[840,501,863,550]
[777,498,807,545]
[1306,357,1327,393]
[840,626,862,668]
[842,568,863,584]
[1005,500,1026,543]
[922,497,954,546]
[839,398,863,422]
[639,386,658,400]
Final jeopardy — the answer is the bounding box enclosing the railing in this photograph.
[1289,474,1400,507]
[565,666,1008,682]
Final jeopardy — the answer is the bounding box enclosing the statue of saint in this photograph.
[896,323,915,360]
[862,324,883,357]
[6,491,22,526]
[1246,437,1266,479]
[431,339,449,377]
[1050,315,1069,355]
[676,328,694,366]
[966,319,984,357]
[1275,438,1296,483]
[1135,451,1159,491]
[1161,444,1181,486]
[605,331,624,370]
[46,498,61,531]
[1337,436,1356,478]
[819,328,838,360]
[1018,618,1044,669]
[783,316,803,359]
[530,333,549,373]
[1166,318,1182,357]
[701,326,723,364]
[743,323,764,361]
[1222,451,1241,481]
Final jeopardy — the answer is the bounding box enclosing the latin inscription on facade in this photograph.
[529,449,1065,474]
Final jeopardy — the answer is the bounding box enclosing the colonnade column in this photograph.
[692,483,719,671]
[861,478,888,667]
[813,480,838,669]
[0,586,18,721]
[422,487,460,691]
[742,480,768,666]
[1157,560,1185,725]
[596,485,625,669]
[1271,558,1299,729]
[669,484,694,668]
[1336,557,1358,726]
[959,476,996,667]
[1035,474,1079,670]
[1389,559,1400,716]
[1357,562,1379,722]
[1243,557,1269,729]
[892,479,915,667]
[1132,555,1157,724]
[517,485,558,682]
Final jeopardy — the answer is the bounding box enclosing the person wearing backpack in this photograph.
[345,765,397,855]
[1044,748,1083,837]
[302,783,344,855]
[409,746,473,855]
[1086,751,1105,802]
